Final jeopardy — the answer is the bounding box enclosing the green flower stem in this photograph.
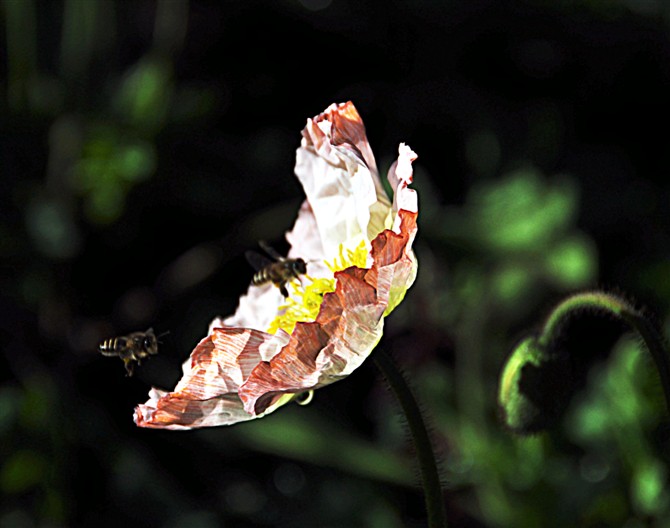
[374,349,447,528]
[539,291,670,416]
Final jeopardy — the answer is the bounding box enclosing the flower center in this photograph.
[267,240,369,335]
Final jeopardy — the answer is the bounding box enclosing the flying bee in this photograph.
[245,241,307,297]
[98,328,163,376]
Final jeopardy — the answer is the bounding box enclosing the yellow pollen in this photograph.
[326,240,369,273]
[267,240,369,334]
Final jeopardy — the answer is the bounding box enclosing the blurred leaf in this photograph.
[117,143,156,183]
[25,195,81,259]
[218,407,415,487]
[563,338,670,522]
[0,450,46,493]
[114,58,173,132]
[470,167,578,253]
[632,460,669,516]
[491,264,533,304]
[71,125,157,224]
[543,234,597,288]
[83,186,125,224]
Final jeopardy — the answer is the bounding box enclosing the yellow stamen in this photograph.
[267,240,369,335]
[326,239,369,272]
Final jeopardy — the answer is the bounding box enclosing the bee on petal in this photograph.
[245,241,307,297]
[99,328,161,376]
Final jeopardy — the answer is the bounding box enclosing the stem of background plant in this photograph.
[374,349,448,528]
[539,290,670,417]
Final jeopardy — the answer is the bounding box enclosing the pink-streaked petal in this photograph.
[134,389,255,430]
[173,328,285,396]
[134,327,290,429]
[238,210,418,416]
[238,322,330,415]
[371,211,419,315]
[304,102,379,177]
[318,101,380,176]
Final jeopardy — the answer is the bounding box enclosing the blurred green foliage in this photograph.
[420,166,596,329]
[72,125,157,223]
[0,376,66,525]
[409,163,670,525]
[566,339,670,520]
[7,0,192,230]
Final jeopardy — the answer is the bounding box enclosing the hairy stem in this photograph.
[374,349,447,528]
[540,290,670,416]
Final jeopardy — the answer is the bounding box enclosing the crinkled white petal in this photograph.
[388,143,418,232]
[295,143,380,258]
[222,284,285,331]
[285,200,331,278]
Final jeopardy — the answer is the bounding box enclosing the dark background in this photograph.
[3,1,670,526]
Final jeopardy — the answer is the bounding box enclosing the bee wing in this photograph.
[258,240,285,261]
[245,250,274,272]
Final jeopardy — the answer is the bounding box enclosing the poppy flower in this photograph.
[135,102,418,429]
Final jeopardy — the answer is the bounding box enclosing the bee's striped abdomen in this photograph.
[252,268,272,286]
[99,337,121,356]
